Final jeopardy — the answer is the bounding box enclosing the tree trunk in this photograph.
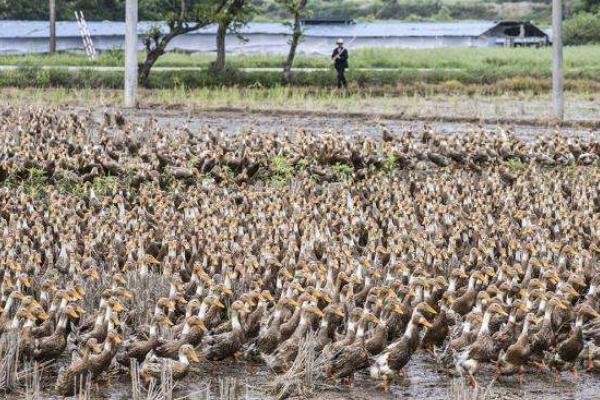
[139,47,164,87]
[139,26,189,87]
[214,21,228,73]
[282,0,307,84]
[283,15,302,84]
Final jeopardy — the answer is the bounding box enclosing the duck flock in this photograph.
[0,108,600,397]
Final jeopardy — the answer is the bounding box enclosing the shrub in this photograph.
[564,12,600,45]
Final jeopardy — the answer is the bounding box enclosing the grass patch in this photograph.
[1,46,600,91]
[333,163,354,181]
[270,156,294,188]
[507,159,526,172]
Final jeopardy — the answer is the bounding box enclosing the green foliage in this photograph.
[564,12,600,45]
[24,168,48,198]
[3,46,600,92]
[93,176,120,196]
[333,163,353,180]
[57,176,85,197]
[576,0,600,13]
[507,159,526,172]
[0,0,554,22]
[383,153,397,172]
[270,155,294,187]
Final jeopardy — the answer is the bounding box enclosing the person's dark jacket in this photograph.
[332,47,349,70]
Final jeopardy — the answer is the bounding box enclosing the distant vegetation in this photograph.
[2,46,600,94]
[0,0,554,23]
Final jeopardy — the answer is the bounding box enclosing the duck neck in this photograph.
[56,314,68,334]
[520,318,531,338]
[356,318,366,341]
[543,304,553,325]
[294,313,309,337]
[231,310,242,332]
[415,286,424,303]
[448,278,457,292]
[467,276,476,291]
[403,317,416,339]
[3,296,14,313]
[197,301,209,320]
[537,298,546,314]
[478,311,492,336]
[182,321,192,335]
[179,352,189,365]
[462,321,472,334]
[149,324,158,337]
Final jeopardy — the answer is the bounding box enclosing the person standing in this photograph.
[332,39,348,89]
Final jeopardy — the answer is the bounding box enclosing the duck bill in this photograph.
[189,349,200,363]
[197,320,208,332]
[425,304,438,315]
[420,318,433,328]
[213,300,226,309]
[263,292,274,302]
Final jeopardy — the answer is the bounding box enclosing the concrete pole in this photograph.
[552,0,564,121]
[124,0,138,108]
[49,0,56,53]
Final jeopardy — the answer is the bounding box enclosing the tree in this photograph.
[576,0,600,13]
[279,0,309,84]
[139,0,227,86]
[212,0,254,73]
[564,11,600,45]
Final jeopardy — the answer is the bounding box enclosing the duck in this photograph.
[117,314,173,366]
[33,304,80,362]
[456,303,508,386]
[155,315,207,359]
[55,338,102,396]
[326,312,379,383]
[497,313,538,384]
[266,304,324,373]
[88,330,123,378]
[201,300,247,361]
[547,304,600,381]
[140,344,199,386]
[370,310,433,391]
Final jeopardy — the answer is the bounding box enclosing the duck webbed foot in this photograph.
[382,377,390,392]
[587,358,595,372]
[468,373,478,387]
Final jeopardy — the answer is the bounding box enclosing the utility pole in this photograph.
[552,0,564,121]
[49,0,56,53]
[124,0,138,108]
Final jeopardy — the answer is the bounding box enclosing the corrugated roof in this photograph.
[0,20,500,39]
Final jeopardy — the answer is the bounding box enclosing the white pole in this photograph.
[49,0,56,53]
[552,0,564,121]
[124,0,138,108]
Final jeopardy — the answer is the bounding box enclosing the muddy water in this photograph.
[100,108,598,143]
[12,355,600,400]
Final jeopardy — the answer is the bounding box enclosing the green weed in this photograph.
[507,159,526,172]
[333,163,354,181]
[93,176,120,196]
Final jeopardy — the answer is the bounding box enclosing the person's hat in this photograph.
[336,38,344,44]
